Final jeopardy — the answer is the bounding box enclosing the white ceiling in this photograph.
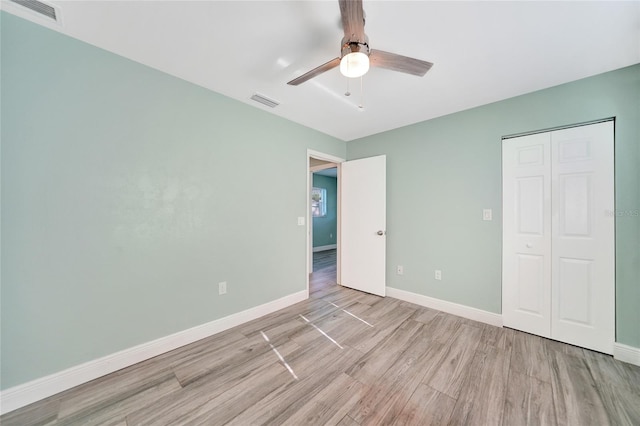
[3,0,639,141]
[315,167,338,178]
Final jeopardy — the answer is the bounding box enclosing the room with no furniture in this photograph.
[1,0,639,424]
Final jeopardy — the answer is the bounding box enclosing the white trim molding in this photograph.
[0,290,307,415]
[386,287,503,327]
[313,244,337,252]
[613,342,640,367]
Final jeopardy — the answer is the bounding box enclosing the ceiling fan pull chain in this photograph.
[345,78,351,97]
[359,76,364,109]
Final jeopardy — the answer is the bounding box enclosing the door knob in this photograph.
[377,230,385,236]
[526,242,533,248]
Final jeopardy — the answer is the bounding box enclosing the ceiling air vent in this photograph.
[9,0,59,22]
[250,93,279,109]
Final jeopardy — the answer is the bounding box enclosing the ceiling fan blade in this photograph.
[287,57,341,86]
[339,0,365,42]
[369,50,433,76]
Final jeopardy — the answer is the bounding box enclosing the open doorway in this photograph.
[310,167,338,295]
[306,150,387,298]
[307,150,344,296]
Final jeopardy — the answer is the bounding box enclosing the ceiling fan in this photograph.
[287,0,433,86]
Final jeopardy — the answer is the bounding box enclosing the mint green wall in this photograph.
[348,64,640,348]
[0,12,345,389]
[312,174,337,248]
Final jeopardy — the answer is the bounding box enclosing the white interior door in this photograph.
[340,155,386,296]
[551,121,615,354]
[502,133,552,338]
[503,121,615,354]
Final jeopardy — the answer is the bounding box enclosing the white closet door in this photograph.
[502,133,552,338]
[551,121,615,354]
[503,121,615,355]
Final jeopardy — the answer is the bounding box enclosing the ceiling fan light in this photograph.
[340,52,370,78]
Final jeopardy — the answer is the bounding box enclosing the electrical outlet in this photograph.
[396,265,404,275]
[435,270,442,280]
[218,281,227,295]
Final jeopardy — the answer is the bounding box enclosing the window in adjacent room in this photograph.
[311,187,327,217]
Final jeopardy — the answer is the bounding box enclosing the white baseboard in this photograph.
[386,287,503,327]
[0,290,307,415]
[313,244,337,252]
[613,342,640,367]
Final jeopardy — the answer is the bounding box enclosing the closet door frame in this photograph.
[502,118,615,354]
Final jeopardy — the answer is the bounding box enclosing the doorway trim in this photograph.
[307,149,345,297]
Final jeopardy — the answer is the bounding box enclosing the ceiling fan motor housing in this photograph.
[341,35,370,58]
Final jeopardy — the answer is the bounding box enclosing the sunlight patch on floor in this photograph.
[260,330,298,380]
[325,301,374,328]
[299,314,344,349]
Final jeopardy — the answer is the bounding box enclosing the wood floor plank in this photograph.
[360,297,406,320]
[317,286,376,307]
[411,306,440,324]
[345,319,423,386]
[334,300,374,317]
[57,375,181,426]
[347,326,442,425]
[171,332,296,386]
[510,330,553,384]
[57,362,176,420]
[582,350,640,425]
[544,337,586,359]
[180,362,295,426]
[422,323,483,399]
[125,338,297,425]
[448,345,511,425]
[278,333,357,382]
[336,414,361,426]
[311,311,375,346]
[592,380,640,426]
[235,298,327,337]
[149,328,247,366]
[503,371,556,426]
[621,358,640,385]
[478,323,513,353]
[182,336,300,388]
[419,312,463,345]
[582,349,640,395]
[344,305,417,354]
[254,316,310,343]
[548,351,610,426]
[129,362,291,425]
[279,373,365,426]
[0,397,60,426]
[391,384,456,426]
[287,311,363,349]
[298,300,348,323]
[226,348,364,425]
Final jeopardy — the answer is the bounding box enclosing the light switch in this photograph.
[297,216,305,226]
[483,209,492,221]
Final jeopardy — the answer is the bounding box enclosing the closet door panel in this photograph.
[502,133,552,337]
[551,121,615,354]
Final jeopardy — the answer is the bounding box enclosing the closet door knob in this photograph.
[526,242,533,248]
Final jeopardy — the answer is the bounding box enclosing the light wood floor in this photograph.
[3,249,639,425]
